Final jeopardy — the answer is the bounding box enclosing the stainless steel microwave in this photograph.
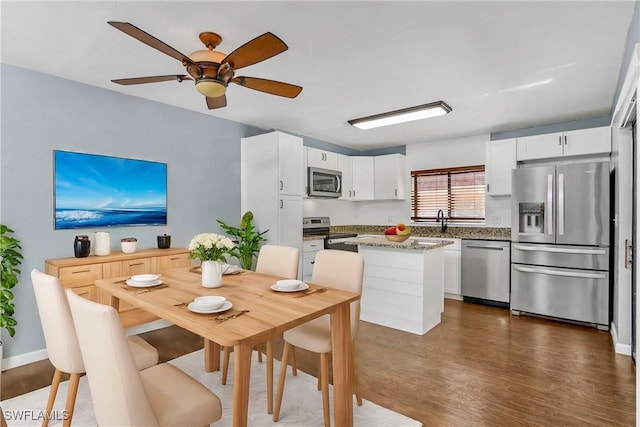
[308,167,342,198]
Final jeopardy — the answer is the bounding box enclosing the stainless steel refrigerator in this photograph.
[510,161,610,329]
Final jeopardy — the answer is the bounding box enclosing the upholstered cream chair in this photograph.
[273,249,364,427]
[221,244,300,414]
[66,289,223,426]
[31,269,159,427]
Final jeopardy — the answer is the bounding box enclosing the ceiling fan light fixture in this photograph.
[348,101,452,130]
[195,78,226,98]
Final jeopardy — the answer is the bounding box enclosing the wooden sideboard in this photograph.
[45,248,192,328]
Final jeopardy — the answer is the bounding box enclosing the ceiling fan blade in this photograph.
[231,77,302,98]
[206,95,227,109]
[111,75,192,85]
[108,21,196,66]
[221,32,288,70]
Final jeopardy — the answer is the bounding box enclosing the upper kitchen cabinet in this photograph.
[486,138,516,196]
[374,154,407,200]
[241,131,304,197]
[306,146,339,170]
[241,131,304,256]
[516,126,611,161]
[337,153,354,200]
[351,156,375,200]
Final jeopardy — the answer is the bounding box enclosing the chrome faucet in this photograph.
[437,209,448,233]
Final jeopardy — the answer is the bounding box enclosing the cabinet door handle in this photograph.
[310,261,315,265]
[280,180,284,190]
[394,188,397,196]
[129,262,144,267]
[558,135,562,145]
[280,200,283,209]
[170,257,180,260]
[486,183,490,192]
[72,269,91,274]
[563,135,568,145]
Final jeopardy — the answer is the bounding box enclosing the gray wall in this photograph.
[0,64,265,358]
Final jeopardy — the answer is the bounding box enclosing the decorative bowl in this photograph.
[276,279,303,290]
[193,295,226,310]
[384,234,410,242]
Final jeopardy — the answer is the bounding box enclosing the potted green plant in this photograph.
[217,211,268,270]
[0,224,23,338]
[0,224,23,398]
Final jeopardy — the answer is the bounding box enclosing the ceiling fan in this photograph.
[108,21,303,109]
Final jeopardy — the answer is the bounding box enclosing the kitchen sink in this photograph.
[409,237,442,246]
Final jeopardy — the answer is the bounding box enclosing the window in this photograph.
[411,165,485,222]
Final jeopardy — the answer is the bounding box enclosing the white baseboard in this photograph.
[610,322,633,356]
[444,293,463,301]
[2,348,49,371]
[1,320,172,371]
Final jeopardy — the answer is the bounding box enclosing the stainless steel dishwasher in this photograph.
[461,239,511,307]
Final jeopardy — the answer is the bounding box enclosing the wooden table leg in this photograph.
[204,339,220,372]
[233,342,253,427]
[109,295,120,310]
[266,340,274,414]
[330,303,354,427]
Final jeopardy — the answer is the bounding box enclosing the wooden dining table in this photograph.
[94,266,360,427]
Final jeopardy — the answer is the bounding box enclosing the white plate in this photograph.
[187,300,233,314]
[223,265,242,275]
[270,282,309,293]
[130,274,161,282]
[125,279,163,288]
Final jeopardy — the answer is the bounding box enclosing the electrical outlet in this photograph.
[491,215,501,224]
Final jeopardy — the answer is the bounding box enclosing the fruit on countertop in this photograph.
[396,223,411,236]
[384,226,397,235]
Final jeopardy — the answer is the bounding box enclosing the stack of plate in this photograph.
[126,274,162,288]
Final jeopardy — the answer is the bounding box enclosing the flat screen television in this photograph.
[54,150,167,230]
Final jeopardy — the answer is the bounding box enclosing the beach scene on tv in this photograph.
[54,150,167,230]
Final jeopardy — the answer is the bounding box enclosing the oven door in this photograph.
[308,167,342,198]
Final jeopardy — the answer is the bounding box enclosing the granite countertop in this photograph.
[346,236,454,250]
[303,235,326,241]
[330,225,511,241]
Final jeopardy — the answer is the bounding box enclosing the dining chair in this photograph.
[272,249,364,427]
[66,289,223,427]
[221,244,300,415]
[31,269,159,427]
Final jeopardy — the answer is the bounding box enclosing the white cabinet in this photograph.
[302,239,323,282]
[444,239,461,298]
[374,154,406,200]
[306,147,338,170]
[241,132,303,272]
[351,156,375,200]
[516,126,611,161]
[337,154,353,201]
[486,139,516,196]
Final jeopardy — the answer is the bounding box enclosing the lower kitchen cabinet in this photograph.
[45,248,192,328]
[302,238,323,282]
[444,239,462,298]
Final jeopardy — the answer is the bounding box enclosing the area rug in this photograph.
[1,349,422,426]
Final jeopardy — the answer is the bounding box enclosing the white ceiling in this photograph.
[1,1,635,150]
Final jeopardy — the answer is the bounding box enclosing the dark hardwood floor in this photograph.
[2,299,635,426]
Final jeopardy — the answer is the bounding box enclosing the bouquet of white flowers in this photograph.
[188,233,235,262]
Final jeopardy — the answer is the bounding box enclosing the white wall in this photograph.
[303,133,512,227]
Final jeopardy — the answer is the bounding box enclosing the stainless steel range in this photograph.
[302,217,358,252]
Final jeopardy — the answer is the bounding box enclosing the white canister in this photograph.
[94,231,111,256]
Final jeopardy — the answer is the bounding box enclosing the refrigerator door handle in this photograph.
[547,174,554,235]
[512,244,607,255]
[558,173,564,236]
[513,265,607,279]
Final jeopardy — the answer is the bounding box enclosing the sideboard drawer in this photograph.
[57,264,103,288]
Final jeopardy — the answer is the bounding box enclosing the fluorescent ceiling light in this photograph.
[348,101,452,130]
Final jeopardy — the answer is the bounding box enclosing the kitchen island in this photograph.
[347,236,454,335]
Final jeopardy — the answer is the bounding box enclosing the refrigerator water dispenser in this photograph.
[519,203,544,234]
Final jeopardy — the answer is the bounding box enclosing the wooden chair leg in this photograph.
[257,346,263,363]
[273,342,291,422]
[290,345,297,376]
[320,353,330,427]
[222,346,232,385]
[42,369,63,427]
[62,373,81,427]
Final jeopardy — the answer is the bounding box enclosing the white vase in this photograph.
[201,260,223,288]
